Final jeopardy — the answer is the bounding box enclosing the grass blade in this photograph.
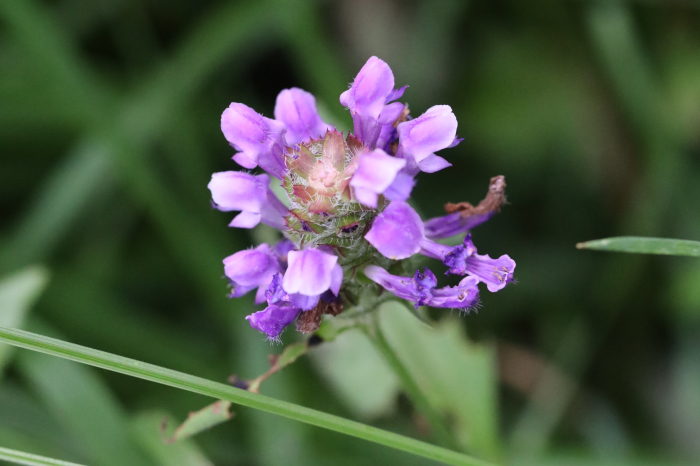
[576,237,700,257]
[0,446,85,466]
[0,326,494,466]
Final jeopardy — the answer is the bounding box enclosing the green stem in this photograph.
[0,446,85,466]
[0,326,494,466]
[367,321,462,452]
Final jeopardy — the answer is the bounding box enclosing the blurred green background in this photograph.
[2,0,700,464]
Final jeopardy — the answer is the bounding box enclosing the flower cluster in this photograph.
[209,56,515,341]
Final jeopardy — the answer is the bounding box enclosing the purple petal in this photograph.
[232,152,257,169]
[363,265,418,302]
[209,172,287,230]
[349,149,406,208]
[417,154,452,173]
[229,211,261,228]
[365,201,424,259]
[223,244,280,287]
[330,264,343,296]
[221,103,287,178]
[340,56,395,119]
[283,249,339,296]
[397,105,457,163]
[377,102,405,124]
[448,136,464,148]
[274,88,332,145]
[463,253,515,292]
[384,172,415,201]
[421,235,515,292]
[246,303,301,340]
[364,265,480,310]
[260,186,290,230]
[208,171,266,212]
[386,85,407,103]
[265,273,288,304]
[229,283,256,298]
[424,211,496,240]
[289,293,320,311]
[272,239,295,261]
[430,276,480,309]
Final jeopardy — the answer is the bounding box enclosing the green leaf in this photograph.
[0,325,494,466]
[379,302,501,459]
[311,328,400,419]
[0,446,85,466]
[0,266,50,373]
[131,411,214,466]
[163,401,233,443]
[576,237,700,257]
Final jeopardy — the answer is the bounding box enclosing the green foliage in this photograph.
[0,325,494,466]
[577,237,700,257]
[0,446,85,466]
[0,267,49,373]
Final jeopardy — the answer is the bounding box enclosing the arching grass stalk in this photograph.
[0,325,495,466]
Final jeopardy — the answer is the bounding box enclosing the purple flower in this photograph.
[274,88,333,145]
[396,105,457,174]
[340,57,407,149]
[212,57,513,341]
[246,274,301,341]
[282,248,342,297]
[223,244,281,303]
[420,234,516,292]
[208,171,288,229]
[221,103,287,179]
[365,201,424,259]
[349,149,406,208]
[364,265,480,310]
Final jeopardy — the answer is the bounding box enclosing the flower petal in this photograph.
[340,56,395,119]
[330,264,343,296]
[221,102,287,179]
[349,149,406,208]
[229,211,262,228]
[246,304,301,340]
[223,244,280,287]
[417,154,452,173]
[430,276,480,309]
[289,293,320,311]
[383,172,415,201]
[397,105,457,163]
[274,88,332,145]
[208,171,266,212]
[365,201,424,259]
[283,249,339,296]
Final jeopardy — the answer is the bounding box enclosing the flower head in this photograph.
[209,56,515,340]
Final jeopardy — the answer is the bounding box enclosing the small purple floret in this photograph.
[221,103,287,179]
[208,172,288,230]
[340,56,407,149]
[420,234,516,292]
[283,249,341,296]
[349,149,406,208]
[365,201,424,260]
[274,88,333,145]
[423,210,496,240]
[397,105,457,164]
[363,265,480,310]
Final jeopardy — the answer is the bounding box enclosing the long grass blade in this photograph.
[576,237,700,257]
[0,446,85,466]
[0,326,494,466]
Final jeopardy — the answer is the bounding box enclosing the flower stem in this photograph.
[366,320,462,452]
